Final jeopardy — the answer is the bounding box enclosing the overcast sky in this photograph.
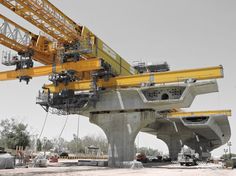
[0,0,235,156]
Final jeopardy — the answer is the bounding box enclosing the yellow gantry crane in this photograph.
[0,0,231,116]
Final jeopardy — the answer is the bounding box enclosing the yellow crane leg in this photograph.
[0,58,102,81]
[43,65,224,93]
[167,109,232,118]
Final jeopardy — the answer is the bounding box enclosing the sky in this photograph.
[0,0,236,157]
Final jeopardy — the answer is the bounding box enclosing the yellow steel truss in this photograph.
[0,1,135,76]
[0,0,82,43]
[0,14,55,64]
[0,58,102,81]
[0,14,33,52]
[43,65,224,93]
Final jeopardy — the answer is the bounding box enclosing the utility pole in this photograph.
[76,116,80,157]
[224,148,228,160]
[227,142,232,159]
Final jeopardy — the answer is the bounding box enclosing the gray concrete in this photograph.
[40,80,230,166]
[78,80,219,116]
[80,81,223,166]
[90,111,156,167]
[142,114,231,160]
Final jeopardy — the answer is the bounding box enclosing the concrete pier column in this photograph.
[168,136,182,160]
[90,111,156,167]
[160,135,182,160]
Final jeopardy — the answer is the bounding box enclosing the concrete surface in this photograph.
[84,80,222,166]
[90,111,156,167]
[0,163,235,176]
[142,114,231,160]
[37,80,230,167]
[79,80,219,114]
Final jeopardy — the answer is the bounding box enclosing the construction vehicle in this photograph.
[0,0,227,115]
[178,145,199,166]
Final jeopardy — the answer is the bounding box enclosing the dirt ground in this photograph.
[0,163,235,176]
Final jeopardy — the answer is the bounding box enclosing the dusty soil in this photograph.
[0,163,235,176]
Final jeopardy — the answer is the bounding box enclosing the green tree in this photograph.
[36,139,42,151]
[137,147,159,156]
[81,135,108,154]
[42,137,54,151]
[66,134,108,154]
[51,137,68,153]
[221,153,236,160]
[0,118,30,150]
[67,134,85,153]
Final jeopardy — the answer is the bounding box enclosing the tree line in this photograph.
[0,118,165,157]
[0,118,108,155]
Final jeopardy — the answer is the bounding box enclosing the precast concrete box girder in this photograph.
[79,80,218,115]
[141,114,231,160]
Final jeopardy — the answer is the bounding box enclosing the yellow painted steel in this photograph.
[168,110,232,118]
[81,27,134,76]
[0,34,27,52]
[0,34,54,65]
[0,14,34,52]
[1,1,134,76]
[0,58,101,81]
[0,14,56,65]
[43,65,224,93]
[0,0,81,43]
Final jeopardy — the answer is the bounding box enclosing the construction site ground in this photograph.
[0,160,235,176]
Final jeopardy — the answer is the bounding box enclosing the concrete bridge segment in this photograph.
[77,80,227,167]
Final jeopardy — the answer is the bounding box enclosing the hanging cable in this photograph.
[38,111,49,139]
[58,99,70,138]
[58,114,69,139]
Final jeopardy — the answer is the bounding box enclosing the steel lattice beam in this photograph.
[0,14,55,64]
[1,0,81,43]
[0,14,32,52]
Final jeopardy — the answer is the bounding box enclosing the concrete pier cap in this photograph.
[79,80,219,167]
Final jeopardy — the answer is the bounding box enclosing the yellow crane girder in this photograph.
[43,65,224,93]
[0,58,102,81]
[168,109,232,118]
